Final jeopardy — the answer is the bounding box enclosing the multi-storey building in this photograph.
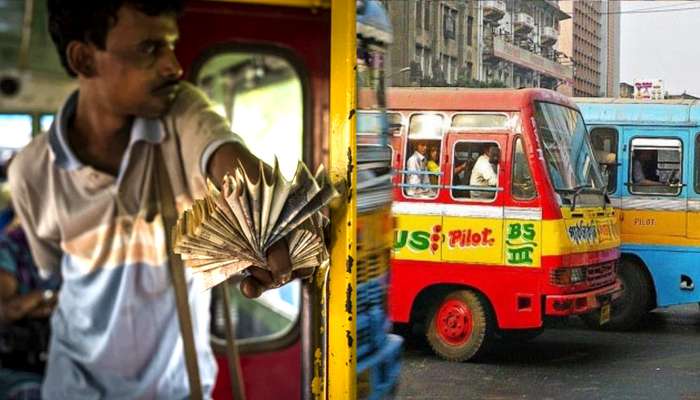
[619,82,634,98]
[384,0,480,86]
[557,0,620,97]
[479,0,573,89]
[601,0,621,97]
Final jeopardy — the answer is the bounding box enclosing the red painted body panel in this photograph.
[389,259,544,329]
[542,247,619,269]
[212,343,301,400]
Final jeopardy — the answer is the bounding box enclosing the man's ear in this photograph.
[66,41,97,78]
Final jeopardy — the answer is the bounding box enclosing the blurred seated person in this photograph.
[451,157,473,198]
[469,144,500,199]
[632,150,660,185]
[0,210,59,399]
[426,146,440,185]
[590,135,617,166]
[406,141,433,196]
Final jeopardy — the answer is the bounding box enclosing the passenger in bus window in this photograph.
[591,134,617,165]
[406,141,432,196]
[632,150,661,185]
[7,1,298,398]
[469,144,500,199]
[426,145,440,185]
[451,157,473,199]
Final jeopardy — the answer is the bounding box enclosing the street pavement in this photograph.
[395,304,700,400]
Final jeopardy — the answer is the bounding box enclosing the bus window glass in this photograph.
[512,137,536,200]
[533,102,606,206]
[451,113,508,129]
[40,114,55,134]
[590,127,618,193]
[408,113,443,139]
[196,52,302,341]
[403,113,443,198]
[357,111,401,136]
[387,112,403,136]
[629,137,682,196]
[451,141,500,201]
[696,134,700,194]
[0,114,33,164]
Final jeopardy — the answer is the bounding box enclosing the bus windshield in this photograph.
[534,102,605,204]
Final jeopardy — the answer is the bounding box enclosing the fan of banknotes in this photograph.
[172,160,338,290]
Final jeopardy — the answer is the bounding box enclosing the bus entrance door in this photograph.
[441,131,508,266]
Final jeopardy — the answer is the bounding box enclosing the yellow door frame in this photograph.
[327,0,357,398]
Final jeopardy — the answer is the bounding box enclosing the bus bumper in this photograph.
[544,280,623,316]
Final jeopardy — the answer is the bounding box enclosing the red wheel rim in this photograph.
[435,299,473,345]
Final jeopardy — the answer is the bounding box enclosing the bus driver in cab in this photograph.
[469,144,500,199]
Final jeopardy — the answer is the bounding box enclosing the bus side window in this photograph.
[629,137,683,196]
[451,141,499,201]
[590,127,618,193]
[511,137,536,200]
[403,113,443,199]
[696,134,700,194]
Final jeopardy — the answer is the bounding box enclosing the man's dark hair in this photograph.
[48,0,185,77]
[482,143,498,154]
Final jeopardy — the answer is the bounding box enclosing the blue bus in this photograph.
[577,98,700,329]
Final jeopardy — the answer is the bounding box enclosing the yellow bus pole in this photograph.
[327,0,357,398]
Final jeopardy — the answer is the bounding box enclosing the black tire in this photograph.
[425,289,493,362]
[581,259,652,331]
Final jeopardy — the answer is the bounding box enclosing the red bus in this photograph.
[385,87,622,361]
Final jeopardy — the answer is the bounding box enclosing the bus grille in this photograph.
[586,261,616,288]
[357,247,390,284]
[357,279,388,359]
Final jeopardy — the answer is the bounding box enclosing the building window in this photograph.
[424,1,430,31]
[467,16,474,46]
[442,55,450,83]
[416,0,423,30]
[416,45,425,74]
[426,50,433,77]
[443,7,457,40]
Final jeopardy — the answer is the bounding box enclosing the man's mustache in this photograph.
[151,80,180,94]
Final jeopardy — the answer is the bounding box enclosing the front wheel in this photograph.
[581,260,652,331]
[425,289,493,362]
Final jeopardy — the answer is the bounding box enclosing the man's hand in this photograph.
[240,240,292,298]
[208,143,315,297]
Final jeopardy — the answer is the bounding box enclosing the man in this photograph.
[632,149,660,185]
[8,1,295,398]
[469,144,500,199]
[405,141,432,196]
[451,157,472,199]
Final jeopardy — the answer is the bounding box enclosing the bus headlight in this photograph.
[551,267,587,285]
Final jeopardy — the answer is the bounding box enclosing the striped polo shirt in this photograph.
[8,82,242,399]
